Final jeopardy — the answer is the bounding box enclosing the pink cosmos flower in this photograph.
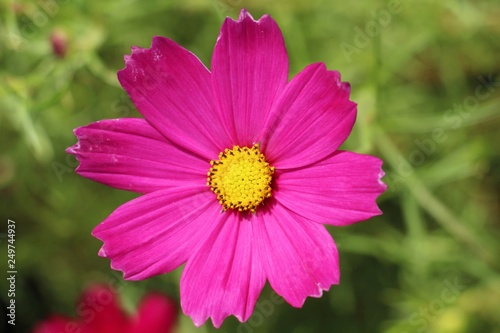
[67,9,386,328]
[31,285,177,333]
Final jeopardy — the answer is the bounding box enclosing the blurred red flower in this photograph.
[32,285,178,333]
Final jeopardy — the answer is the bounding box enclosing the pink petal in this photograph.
[78,285,129,333]
[118,36,232,160]
[31,315,73,333]
[180,213,266,328]
[66,118,207,193]
[254,200,340,307]
[93,186,221,280]
[261,63,356,169]
[211,9,288,146]
[275,151,386,226]
[130,293,178,333]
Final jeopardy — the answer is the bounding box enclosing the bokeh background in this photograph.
[1,0,500,332]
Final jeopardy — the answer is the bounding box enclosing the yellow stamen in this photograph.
[207,144,275,213]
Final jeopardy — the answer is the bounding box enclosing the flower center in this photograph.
[207,144,275,213]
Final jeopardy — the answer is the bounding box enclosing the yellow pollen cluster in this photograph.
[207,144,275,213]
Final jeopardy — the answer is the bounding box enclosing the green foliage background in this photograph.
[1,0,499,332]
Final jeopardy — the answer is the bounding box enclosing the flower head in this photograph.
[67,9,386,327]
[31,285,177,333]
